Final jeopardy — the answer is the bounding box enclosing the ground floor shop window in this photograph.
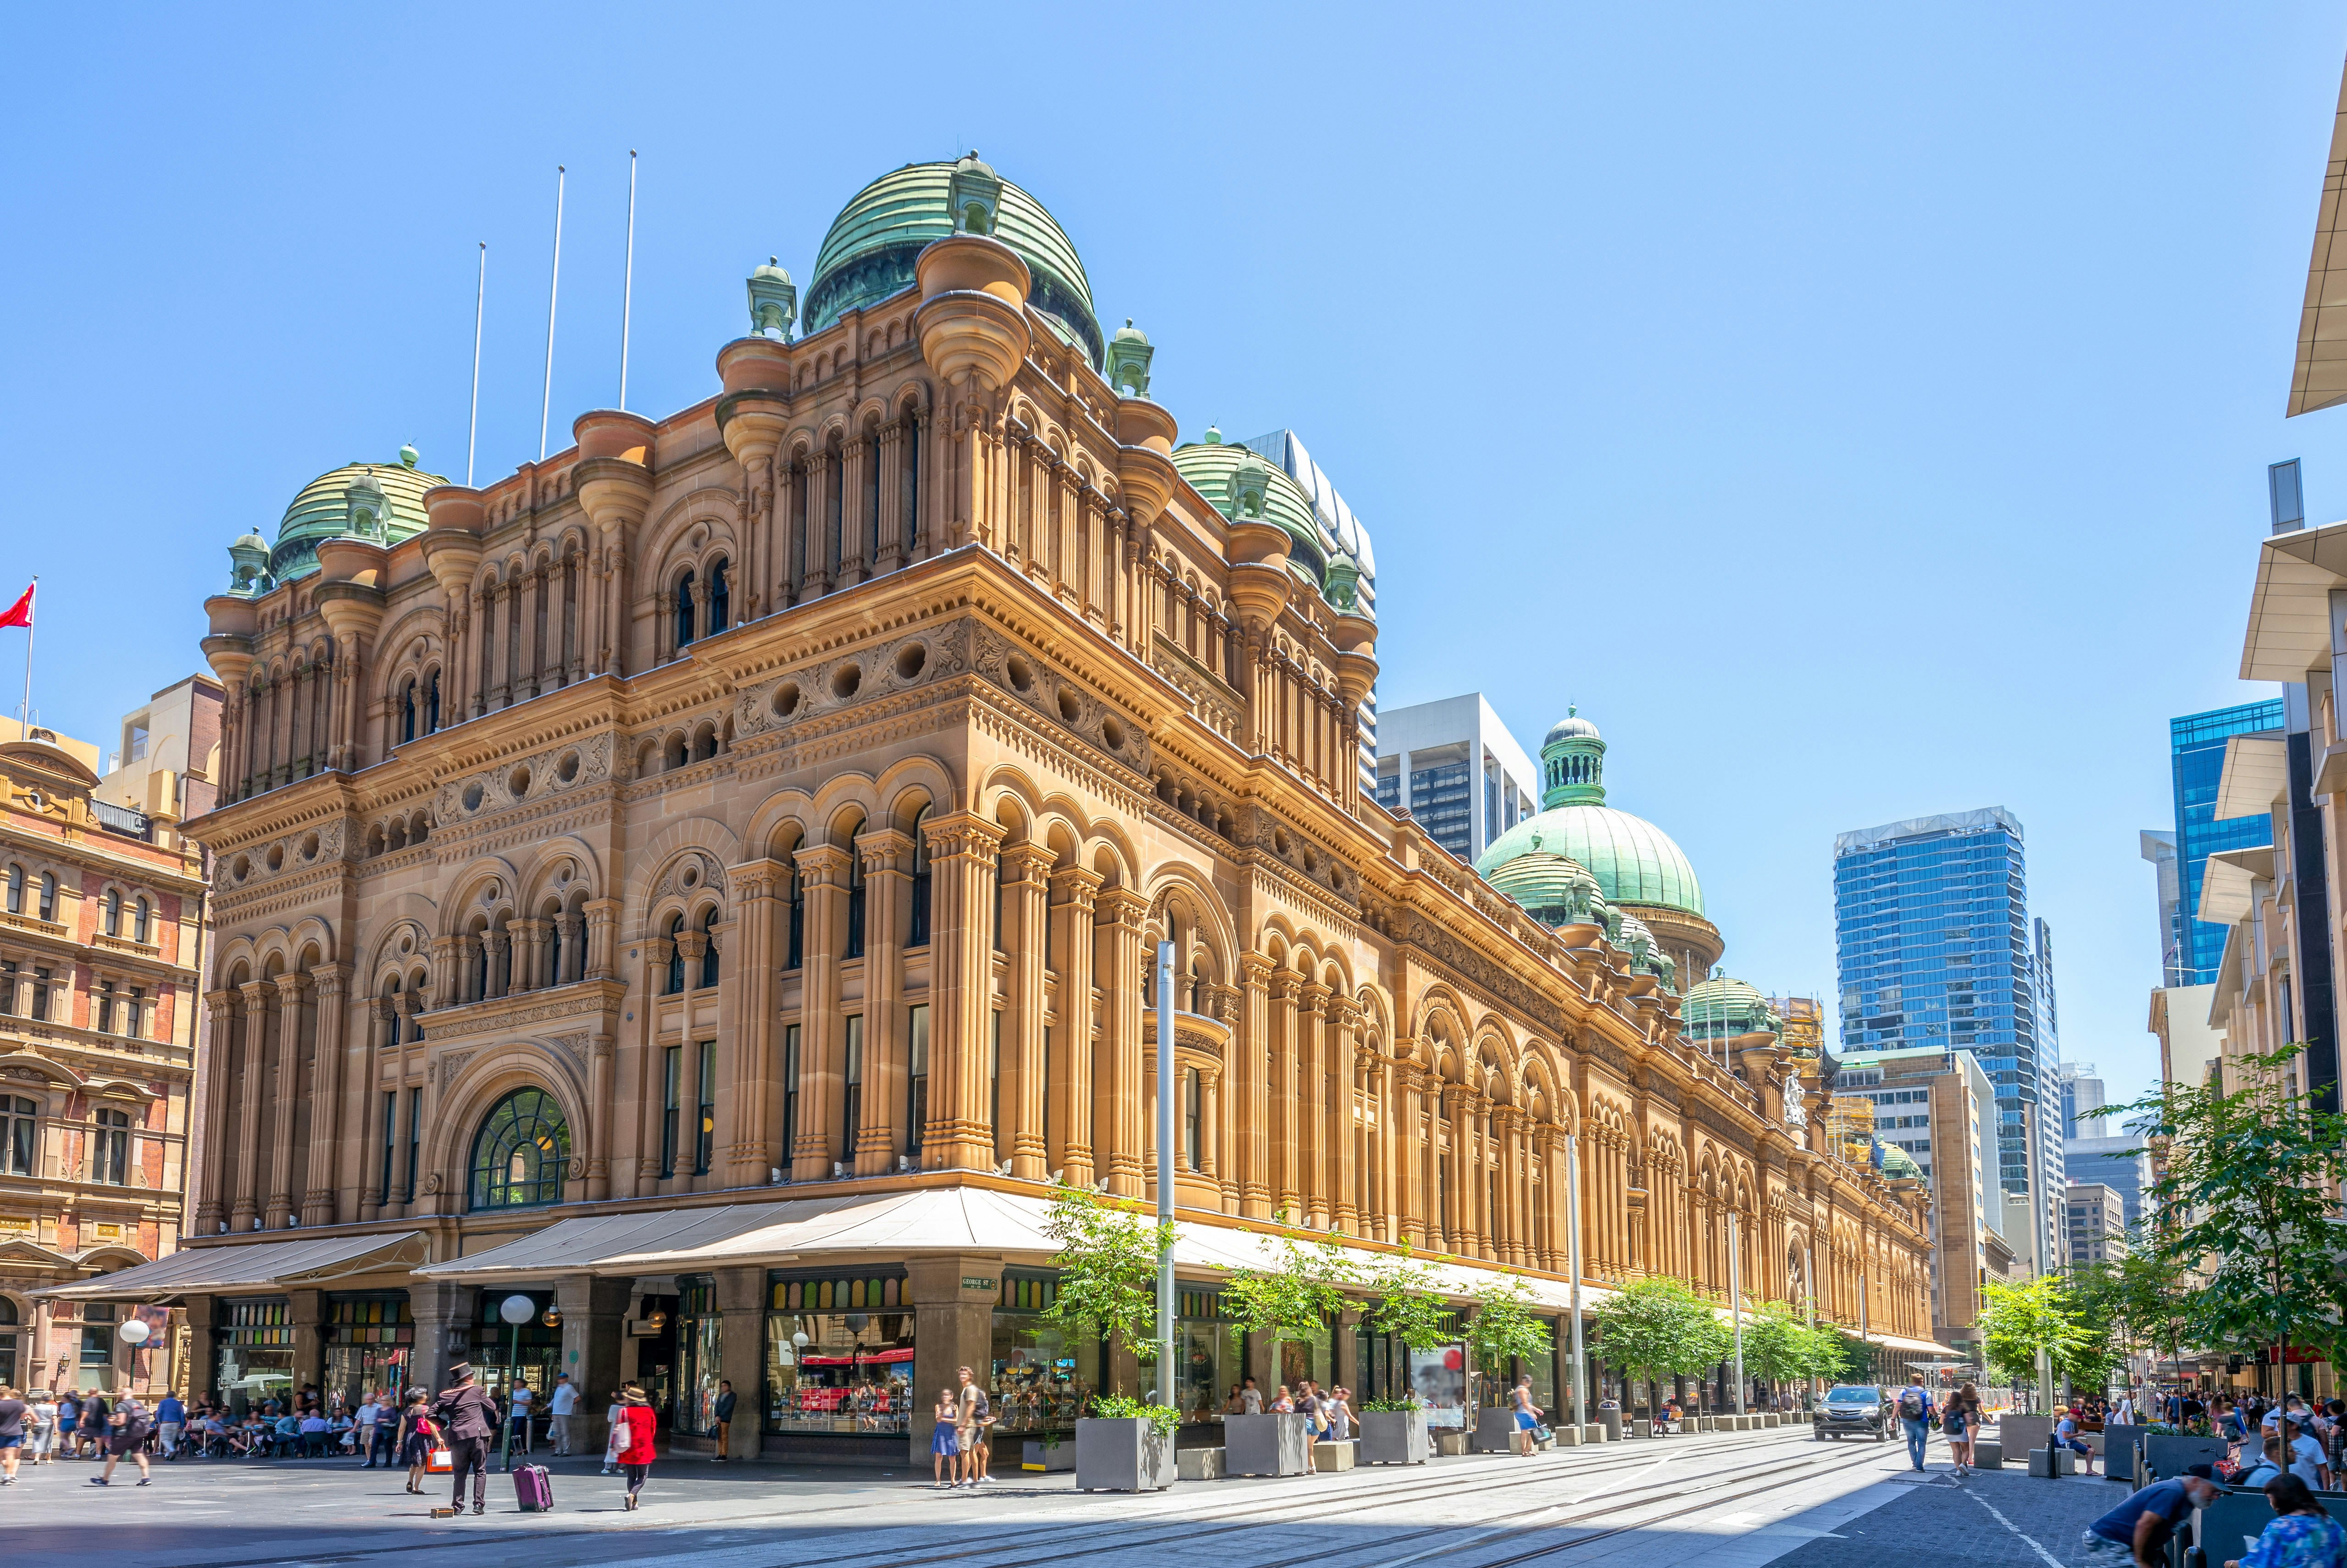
[674,1277,722,1437]
[0,1295,17,1388]
[472,1289,560,1429]
[1408,1343,1470,1430]
[764,1269,912,1436]
[991,1272,1102,1430]
[1171,1286,1229,1425]
[213,1297,294,1415]
[324,1292,414,1406]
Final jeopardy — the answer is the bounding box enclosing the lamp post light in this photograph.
[498,1293,535,1470]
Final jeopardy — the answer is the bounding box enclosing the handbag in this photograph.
[610,1418,634,1457]
[425,1445,453,1474]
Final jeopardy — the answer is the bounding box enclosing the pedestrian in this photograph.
[1225,1384,1246,1415]
[930,1387,960,1488]
[1240,1376,1262,1414]
[78,1391,111,1461]
[91,1391,151,1487]
[1943,1383,1975,1478]
[28,1390,55,1464]
[1272,1385,1295,1414]
[505,1378,535,1462]
[601,1389,626,1475]
[546,1374,577,1457]
[2081,1468,2221,1568]
[0,1385,25,1485]
[712,1379,735,1463]
[1895,1375,1936,1472]
[613,1385,656,1511]
[1298,1381,1324,1449]
[967,1375,996,1484]
[56,1392,79,1458]
[1327,1387,1354,1442]
[2282,1415,2330,1491]
[2057,1407,2099,1476]
[953,1366,981,1488]
[398,1392,439,1494]
[1511,1374,1543,1457]
[355,1391,380,1467]
[430,1361,499,1517]
[2223,1472,2347,1568]
[2241,1434,2289,1489]
[154,1390,184,1460]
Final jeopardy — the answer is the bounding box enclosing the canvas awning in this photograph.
[31,1230,427,1301]
[1868,1330,1963,1357]
[413,1202,826,1281]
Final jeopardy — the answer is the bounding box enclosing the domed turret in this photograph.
[237,451,446,589]
[1477,711,1703,917]
[1171,441,1332,592]
[1681,974,1779,1045]
[748,256,797,338]
[804,160,1104,366]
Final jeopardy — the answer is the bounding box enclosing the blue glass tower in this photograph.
[1833,809,2047,1210]
[2169,700,2286,986]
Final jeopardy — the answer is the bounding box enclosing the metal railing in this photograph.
[89,799,153,840]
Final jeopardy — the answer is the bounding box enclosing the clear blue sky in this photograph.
[6,4,2344,1104]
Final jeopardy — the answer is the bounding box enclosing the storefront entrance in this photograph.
[212,1297,294,1416]
[323,1291,415,1407]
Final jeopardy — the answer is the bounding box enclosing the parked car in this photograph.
[1814,1385,1892,1441]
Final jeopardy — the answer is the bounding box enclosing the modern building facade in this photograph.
[2064,1182,2127,1265]
[1375,694,1536,866]
[2063,1134,2150,1230]
[38,157,1934,1459]
[0,687,218,1395]
[2140,829,2185,988]
[1831,1045,2002,1353]
[1833,809,2064,1270]
[2058,1061,2106,1139]
[2168,701,2286,987]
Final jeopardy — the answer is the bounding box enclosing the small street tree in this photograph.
[1591,1275,1731,1415]
[1039,1177,1175,1397]
[1979,1273,2090,1404]
[1222,1209,1358,1373]
[1741,1304,1812,1400]
[1465,1273,1556,1391]
[1359,1237,1455,1352]
[2111,1045,2347,1390]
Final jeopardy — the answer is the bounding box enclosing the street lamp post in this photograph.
[1566,1130,1586,1435]
[1728,1210,1745,1416]
[497,1293,534,1470]
[1155,939,1176,1408]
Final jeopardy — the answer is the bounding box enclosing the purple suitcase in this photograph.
[514,1462,553,1513]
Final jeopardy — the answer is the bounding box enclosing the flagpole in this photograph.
[467,243,486,488]
[539,165,566,462]
[619,150,637,411]
[17,578,35,731]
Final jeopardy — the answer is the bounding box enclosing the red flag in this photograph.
[0,583,28,629]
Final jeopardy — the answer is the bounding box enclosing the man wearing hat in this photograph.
[431,1363,501,1516]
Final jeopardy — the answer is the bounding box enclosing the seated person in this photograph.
[2056,1410,2099,1474]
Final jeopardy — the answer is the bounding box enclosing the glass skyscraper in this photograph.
[2169,700,2286,985]
[1833,809,2051,1220]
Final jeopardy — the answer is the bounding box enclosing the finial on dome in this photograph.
[1204,424,1222,445]
[399,442,420,469]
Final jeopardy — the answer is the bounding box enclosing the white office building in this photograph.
[1375,694,1538,865]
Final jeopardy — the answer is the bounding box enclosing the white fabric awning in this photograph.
[416,1201,837,1280]
[1869,1330,1963,1357]
[32,1230,427,1301]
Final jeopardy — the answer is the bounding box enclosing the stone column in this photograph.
[919,813,1005,1172]
[1046,866,1100,1186]
[1237,956,1272,1219]
[1298,982,1331,1227]
[1092,887,1148,1197]
[195,991,237,1233]
[300,965,349,1226]
[716,1265,768,1461]
[1333,1008,1362,1235]
[1268,971,1300,1216]
[264,972,308,1229]
[855,829,911,1176]
[876,420,905,575]
[555,1275,630,1452]
[1000,843,1054,1179]
[586,1031,615,1201]
[727,859,787,1186]
[792,843,851,1179]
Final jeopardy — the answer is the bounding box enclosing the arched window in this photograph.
[0,1095,35,1176]
[467,1087,571,1211]
[698,906,721,989]
[708,558,730,636]
[901,405,922,556]
[786,864,805,970]
[425,669,442,735]
[103,889,121,937]
[674,570,696,652]
[544,906,565,989]
[132,897,150,945]
[37,873,55,923]
[4,864,20,915]
[383,978,403,1046]
[664,912,685,996]
[908,807,933,947]
[91,1108,131,1186]
[1183,1067,1201,1171]
[399,680,417,743]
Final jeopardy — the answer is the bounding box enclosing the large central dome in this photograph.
[804,156,1104,367]
[1473,709,1704,917]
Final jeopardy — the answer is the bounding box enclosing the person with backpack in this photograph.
[1896,1376,1936,1472]
[90,1391,151,1486]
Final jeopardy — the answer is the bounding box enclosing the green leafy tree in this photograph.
[1359,1237,1454,1352]
[2110,1045,2347,1379]
[1040,1177,1175,1395]
[1222,1209,1357,1361]
[1466,1274,1555,1378]
[2058,1264,2137,1394]
[1978,1273,2090,1393]
[1591,1275,1731,1413]
[1741,1304,1813,1393]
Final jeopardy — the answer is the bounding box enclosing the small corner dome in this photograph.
[1878,1142,1922,1180]
[1171,442,1331,585]
[752,255,792,283]
[1545,713,1601,747]
[268,453,445,584]
[230,528,269,551]
[1113,317,1149,344]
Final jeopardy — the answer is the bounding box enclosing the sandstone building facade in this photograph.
[58,156,1933,1456]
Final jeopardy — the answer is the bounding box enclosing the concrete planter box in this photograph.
[1553,1424,1582,1446]
[1312,1440,1357,1472]
[1022,1437,1074,1473]
[2142,1435,2227,1483]
[1075,1418,1176,1492]
[1224,1413,1312,1476]
[2103,1424,2147,1483]
[1435,1429,1470,1456]
[1358,1409,1431,1466]
[1176,1445,1226,1481]
[1472,1407,1527,1453]
[2000,1415,2052,1457]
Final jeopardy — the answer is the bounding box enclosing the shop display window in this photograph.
[989,1271,1102,1432]
[764,1269,912,1436]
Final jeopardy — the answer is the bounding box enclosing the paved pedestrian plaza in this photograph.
[2,1425,2124,1568]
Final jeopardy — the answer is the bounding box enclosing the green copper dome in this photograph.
[805,159,1104,366]
[1485,850,1609,926]
[1878,1141,1922,1180]
[266,450,444,585]
[1476,710,1704,917]
[1681,975,1777,1040]
[1171,441,1329,586]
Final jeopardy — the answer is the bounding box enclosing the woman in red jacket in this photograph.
[614,1386,658,1510]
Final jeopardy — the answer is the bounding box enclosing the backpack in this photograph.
[1897,1387,1925,1418]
